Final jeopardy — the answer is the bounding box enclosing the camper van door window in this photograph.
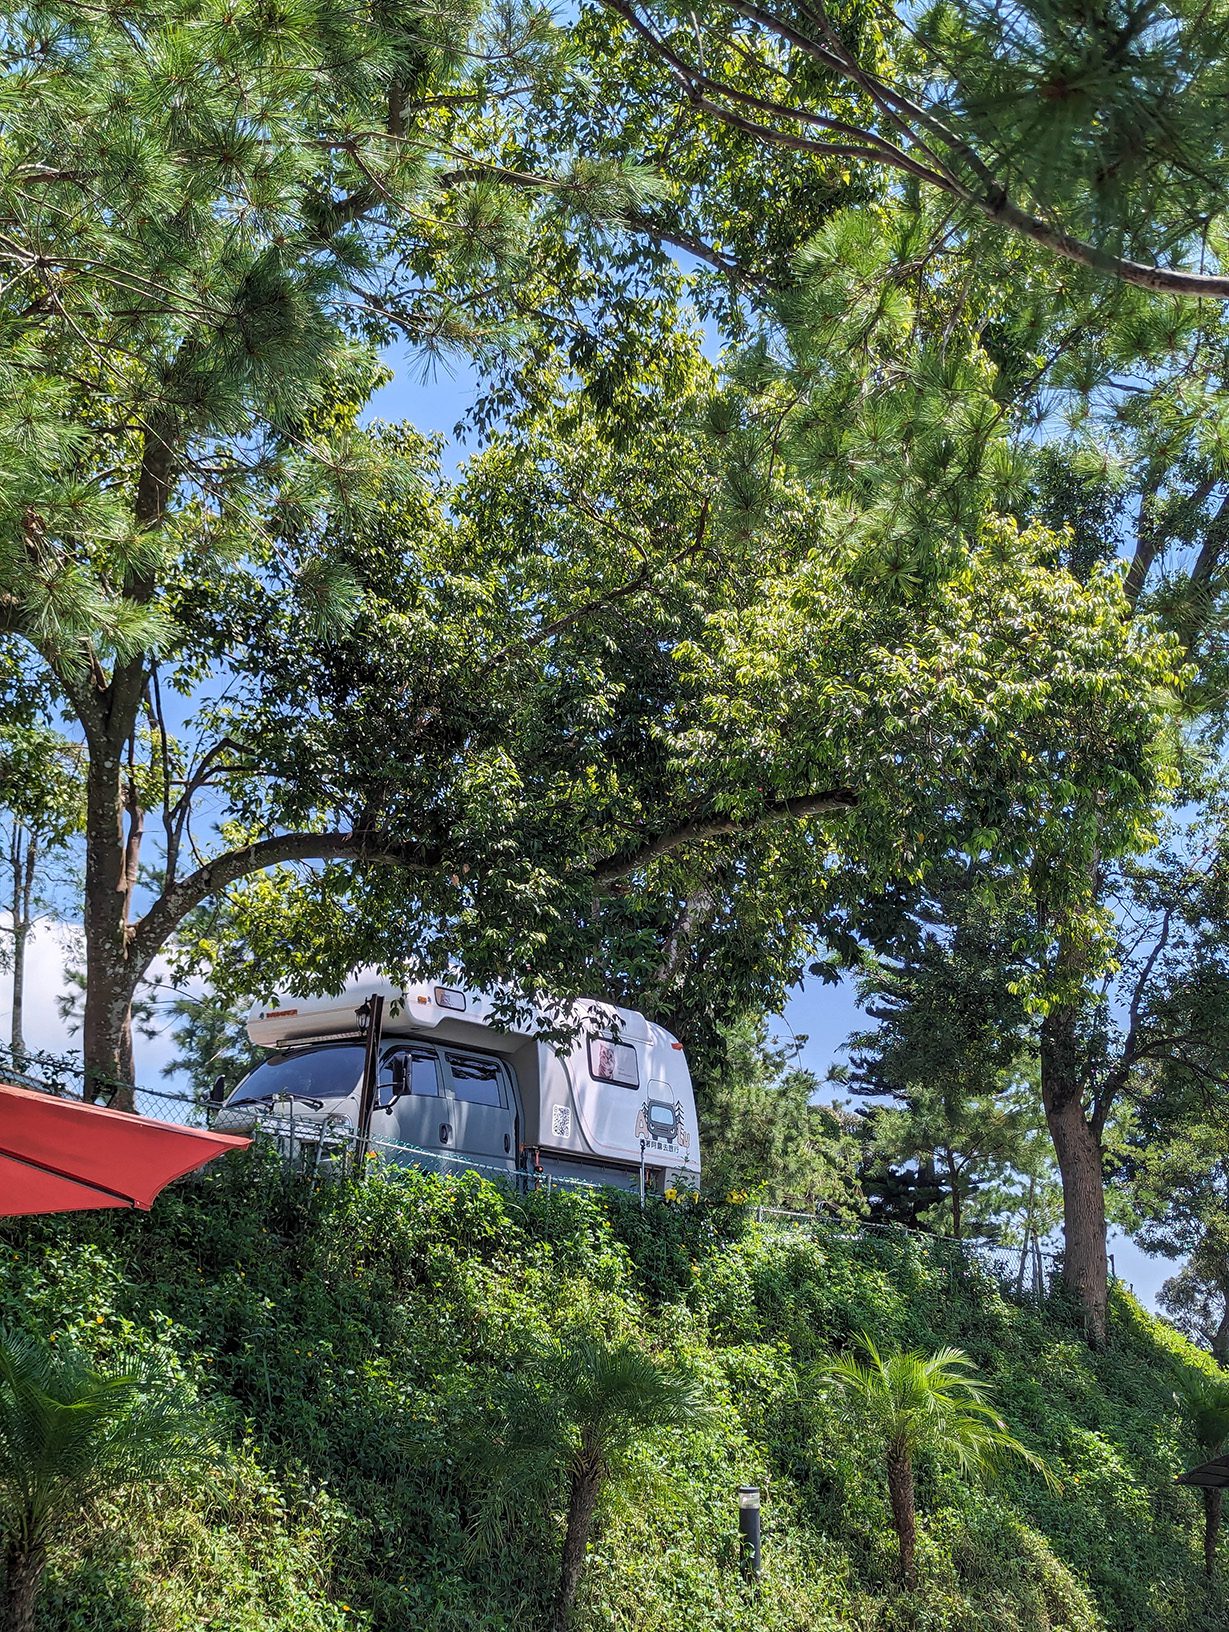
[380,1048,440,1104]
[445,1054,506,1107]
[587,1035,639,1089]
[410,1051,440,1095]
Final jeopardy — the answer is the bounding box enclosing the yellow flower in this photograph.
[95,1313,105,1324]
[664,1187,678,1202]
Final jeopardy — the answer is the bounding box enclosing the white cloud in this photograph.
[0,915,191,1092]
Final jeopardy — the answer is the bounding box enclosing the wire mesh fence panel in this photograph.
[134,1083,213,1127]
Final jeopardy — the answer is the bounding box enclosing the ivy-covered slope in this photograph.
[0,1151,1220,1632]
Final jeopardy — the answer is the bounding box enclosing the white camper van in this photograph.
[219,976,700,1194]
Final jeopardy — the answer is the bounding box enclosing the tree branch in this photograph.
[621,209,765,286]
[593,788,857,888]
[606,0,1229,300]
[128,786,857,973]
[1179,488,1229,652]
[129,829,442,973]
[1123,461,1171,610]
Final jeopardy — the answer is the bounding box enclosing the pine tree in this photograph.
[594,0,1229,299]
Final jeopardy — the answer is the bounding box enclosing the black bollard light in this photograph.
[737,1485,762,1580]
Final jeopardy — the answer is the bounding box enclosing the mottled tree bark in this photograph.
[81,741,141,1106]
[886,1436,916,1585]
[1041,1001,1108,1349]
[7,827,36,1064]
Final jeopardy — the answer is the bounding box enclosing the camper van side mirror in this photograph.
[390,1055,409,1097]
[208,1075,226,1106]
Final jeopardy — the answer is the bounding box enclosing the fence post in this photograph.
[354,993,385,1171]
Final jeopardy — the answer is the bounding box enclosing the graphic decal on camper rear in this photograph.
[635,1099,689,1154]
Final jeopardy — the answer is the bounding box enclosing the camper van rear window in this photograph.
[434,986,466,1011]
[588,1036,639,1089]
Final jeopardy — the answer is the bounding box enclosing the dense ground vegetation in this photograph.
[0,1153,1222,1632]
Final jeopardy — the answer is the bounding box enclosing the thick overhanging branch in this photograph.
[130,830,443,973]
[592,788,857,888]
[128,789,857,970]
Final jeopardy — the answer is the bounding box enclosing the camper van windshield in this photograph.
[227,1045,365,1107]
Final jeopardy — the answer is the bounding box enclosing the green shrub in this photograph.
[0,1157,1222,1630]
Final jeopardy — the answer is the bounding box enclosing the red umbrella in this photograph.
[0,1082,250,1217]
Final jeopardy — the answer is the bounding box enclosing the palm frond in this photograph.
[464,1335,711,1556]
[0,1329,216,1547]
[1174,1370,1229,1457]
[822,1332,1054,1488]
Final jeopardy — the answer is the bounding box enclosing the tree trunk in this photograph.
[1041,1002,1108,1349]
[82,748,139,1107]
[944,1151,962,1239]
[1211,1295,1229,1367]
[886,1436,916,1586]
[553,1460,603,1632]
[1205,1487,1222,1578]
[2,1540,46,1632]
[10,828,36,1065]
[82,938,137,1108]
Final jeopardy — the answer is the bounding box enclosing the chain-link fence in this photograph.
[0,1046,610,1196]
[750,1202,1065,1303]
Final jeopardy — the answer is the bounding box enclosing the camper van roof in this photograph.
[246,973,662,1049]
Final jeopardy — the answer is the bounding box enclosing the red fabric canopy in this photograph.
[0,1082,250,1217]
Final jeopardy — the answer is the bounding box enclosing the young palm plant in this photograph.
[469,1336,710,1631]
[824,1334,1053,1586]
[1173,1370,1229,1578]
[0,1329,213,1632]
